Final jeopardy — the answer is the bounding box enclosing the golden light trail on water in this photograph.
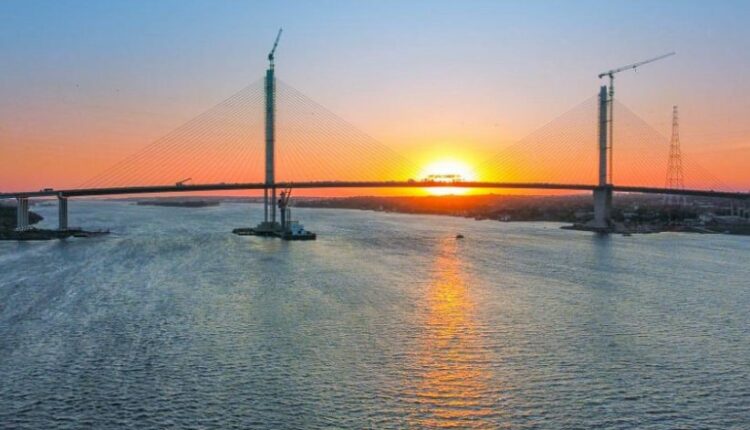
[406,237,495,428]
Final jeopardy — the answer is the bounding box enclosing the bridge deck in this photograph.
[1,181,748,200]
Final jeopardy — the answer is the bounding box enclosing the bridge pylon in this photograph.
[235,28,316,239]
[262,57,277,228]
[592,85,613,231]
[253,31,283,234]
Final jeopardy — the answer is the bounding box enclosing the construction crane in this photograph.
[598,52,675,84]
[268,28,283,68]
[175,177,192,187]
[278,186,293,229]
[598,52,675,183]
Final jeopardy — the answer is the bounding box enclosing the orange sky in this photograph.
[2,2,749,195]
[2,83,748,196]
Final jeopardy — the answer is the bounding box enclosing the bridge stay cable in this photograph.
[56,77,745,198]
[79,81,266,188]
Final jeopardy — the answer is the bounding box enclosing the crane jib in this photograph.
[598,52,675,79]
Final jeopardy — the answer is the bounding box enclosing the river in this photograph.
[1,201,748,429]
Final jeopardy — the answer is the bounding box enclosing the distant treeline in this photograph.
[136,200,220,208]
[295,194,718,224]
[295,194,592,222]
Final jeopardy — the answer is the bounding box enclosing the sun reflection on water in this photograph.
[406,238,495,428]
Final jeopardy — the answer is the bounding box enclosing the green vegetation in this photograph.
[0,206,42,230]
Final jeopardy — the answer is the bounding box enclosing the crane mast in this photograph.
[278,187,293,230]
[598,52,675,184]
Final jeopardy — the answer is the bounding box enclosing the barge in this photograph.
[232,187,316,240]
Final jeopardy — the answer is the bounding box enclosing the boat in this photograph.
[232,187,316,240]
[281,221,316,241]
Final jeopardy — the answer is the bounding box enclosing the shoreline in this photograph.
[0,228,110,241]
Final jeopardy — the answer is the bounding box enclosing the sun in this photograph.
[419,159,477,195]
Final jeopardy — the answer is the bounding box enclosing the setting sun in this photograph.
[419,159,477,195]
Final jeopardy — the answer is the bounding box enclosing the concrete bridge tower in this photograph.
[593,85,613,230]
[264,52,277,225]
[259,29,282,232]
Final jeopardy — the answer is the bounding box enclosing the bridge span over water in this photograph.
[3,45,749,234]
[2,181,748,201]
[3,181,748,233]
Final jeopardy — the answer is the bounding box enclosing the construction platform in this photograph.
[232,221,316,241]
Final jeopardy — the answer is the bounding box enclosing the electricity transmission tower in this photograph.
[664,105,686,205]
[599,52,675,184]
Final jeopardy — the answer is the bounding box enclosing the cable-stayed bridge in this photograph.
[2,57,749,233]
[7,182,745,200]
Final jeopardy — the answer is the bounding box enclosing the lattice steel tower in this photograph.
[664,105,686,205]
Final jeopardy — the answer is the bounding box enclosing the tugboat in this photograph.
[278,188,316,240]
[281,220,316,240]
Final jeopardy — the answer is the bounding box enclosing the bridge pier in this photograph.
[15,197,30,231]
[58,195,68,231]
[593,186,613,230]
[731,200,748,219]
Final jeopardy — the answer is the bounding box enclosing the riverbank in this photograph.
[295,194,750,235]
[0,228,110,241]
[563,223,732,235]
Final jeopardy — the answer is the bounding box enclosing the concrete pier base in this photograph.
[593,186,613,231]
[58,195,68,231]
[15,197,29,231]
